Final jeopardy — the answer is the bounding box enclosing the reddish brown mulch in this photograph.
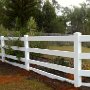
[0,75,23,84]
[0,61,90,90]
[0,61,30,84]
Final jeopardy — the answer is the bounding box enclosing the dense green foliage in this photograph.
[0,0,66,34]
[62,2,90,34]
[42,0,56,33]
[4,0,38,29]
[0,0,90,34]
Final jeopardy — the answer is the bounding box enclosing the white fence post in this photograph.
[24,35,30,71]
[74,32,82,87]
[1,36,5,62]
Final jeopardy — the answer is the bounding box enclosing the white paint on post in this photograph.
[1,36,5,62]
[24,35,30,71]
[74,32,82,87]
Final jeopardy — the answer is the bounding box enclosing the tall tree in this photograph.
[52,0,60,9]
[49,16,66,33]
[62,3,88,34]
[0,0,6,25]
[4,0,38,30]
[33,0,44,31]
[42,0,56,33]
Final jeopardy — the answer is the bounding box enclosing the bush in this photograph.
[53,57,69,66]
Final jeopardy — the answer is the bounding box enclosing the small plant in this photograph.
[52,57,69,66]
[4,37,24,62]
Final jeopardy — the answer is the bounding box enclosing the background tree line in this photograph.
[0,0,90,35]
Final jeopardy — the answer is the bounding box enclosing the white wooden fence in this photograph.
[0,32,90,87]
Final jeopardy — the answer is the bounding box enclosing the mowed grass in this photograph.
[0,79,53,90]
[42,46,90,69]
[47,45,90,52]
[43,45,90,59]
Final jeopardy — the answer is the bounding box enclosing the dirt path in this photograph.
[0,61,90,90]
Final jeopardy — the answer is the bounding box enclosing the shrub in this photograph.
[53,57,69,66]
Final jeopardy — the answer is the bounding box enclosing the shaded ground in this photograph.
[0,61,90,90]
[0,61,53,90]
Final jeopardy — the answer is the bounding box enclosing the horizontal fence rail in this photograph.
[80,70,90,77]
[28,48,74,58]
[27,36,74,41]
[80,53,90,59]
[80,35,90,42]
[5,60,25,69]
[29,66,74,84]
[1,32,90,87]
[30,59,74,74]
[5,54,25,62]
